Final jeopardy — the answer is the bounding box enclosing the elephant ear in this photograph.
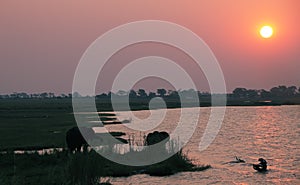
[159,132,170,142]
[160,131,170,140]
[146,132,156,145]
[153,131,160,135]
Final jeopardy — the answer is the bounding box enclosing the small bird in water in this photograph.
[222,156,246,164]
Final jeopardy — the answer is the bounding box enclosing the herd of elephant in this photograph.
[66,126,170,153]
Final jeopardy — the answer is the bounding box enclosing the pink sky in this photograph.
[0,1,299,94]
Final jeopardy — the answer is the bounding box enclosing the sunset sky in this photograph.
[1,1,299,94]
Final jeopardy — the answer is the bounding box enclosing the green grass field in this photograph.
[0,99,75,150]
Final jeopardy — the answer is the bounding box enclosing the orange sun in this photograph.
[260,25,273,38]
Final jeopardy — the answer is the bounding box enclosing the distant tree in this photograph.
[233,88,247,98]
[200,91,211,97]
[48,93,55,98]
[107,91,115,98]
[10,92,18,99]
[287,86,297,96]
[60,93,68,98]
[168,90,179,98]
[129,90,137,98]
[2,94,9,99]
[246,89,259,98]
[270,85,287,97]
[31,93,40,98]
[108,92,112,97]
[157,89,167,97]
[270,86,279,97]
[259,89,271,98]
[179,89,198,99]
[137,89,147,98]
[14,92,29,99]
[40,92,49,98]
[72,92,81,98]
[148,92,156,98]
[232,89,260,99]
[96,93,107,99]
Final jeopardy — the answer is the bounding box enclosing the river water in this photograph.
[102,105,299,185]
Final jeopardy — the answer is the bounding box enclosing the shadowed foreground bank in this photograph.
[0,149,210,185]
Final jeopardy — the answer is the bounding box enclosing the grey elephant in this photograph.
[145,131,170,146]
[66,126,95,153]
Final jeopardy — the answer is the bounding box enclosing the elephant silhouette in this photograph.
[145,131,170,146]
[66,127,95,153]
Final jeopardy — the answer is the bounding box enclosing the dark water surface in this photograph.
[104,105,299,184]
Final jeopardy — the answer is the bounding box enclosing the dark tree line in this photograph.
[231,85,300,99]
[95,88,199,100]
[1,85,299,100]
[0,92,72,99]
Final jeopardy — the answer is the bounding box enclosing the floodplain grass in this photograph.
[1,97,299,150]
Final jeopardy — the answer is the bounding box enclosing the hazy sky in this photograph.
[1,1,299,94]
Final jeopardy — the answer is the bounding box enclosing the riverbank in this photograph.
[0,148,210,185]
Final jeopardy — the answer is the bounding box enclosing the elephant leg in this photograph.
[76,145,81,152]
[83,144,88,153]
